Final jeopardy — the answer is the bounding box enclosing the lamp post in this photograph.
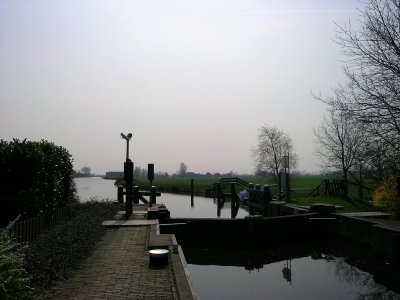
[120,133,132,161]
[281,155,290,202]
[121,133,133,219]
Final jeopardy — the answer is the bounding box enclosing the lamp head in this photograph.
[120,132,132,141]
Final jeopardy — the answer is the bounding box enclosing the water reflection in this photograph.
[183,241,400,300]
[73,177,248,218]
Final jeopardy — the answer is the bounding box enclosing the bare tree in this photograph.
[252,124,298,181]
[327,0,400,151]
[314,109,369,193]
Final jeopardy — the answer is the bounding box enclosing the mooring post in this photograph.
[133,185,139,204]
[230,182,236,219]
[191,179,194,207]
[117,186,123,203]
[217,183,221,217]
[124,159,133,219]
[150,186,157,205]
[263,185,271,217]
[286,172,291,203]
[278,172,282,201]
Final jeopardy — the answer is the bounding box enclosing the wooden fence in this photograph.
[306,179,347,198]
[6,206,70,243]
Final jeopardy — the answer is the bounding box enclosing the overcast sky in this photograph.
[0,0,361,175]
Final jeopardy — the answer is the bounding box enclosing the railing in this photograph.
[6,206,70,243]
[306,180,346,198]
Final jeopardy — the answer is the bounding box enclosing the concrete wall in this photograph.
[332,215,400,260]
[160,214,332,247]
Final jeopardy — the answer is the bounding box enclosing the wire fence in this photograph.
[5,206,70,243]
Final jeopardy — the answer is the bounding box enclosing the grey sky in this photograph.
[0,0,361,175]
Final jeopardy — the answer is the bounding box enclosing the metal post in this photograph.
[230,182,236,219]
[133,186,139,205]
[191,179,194,207]
[124,160,133,219]
[121,132,133,218]
[117,186,123,203]
[278,172,282,201]
[150,186,157,205]
[217,183,221,217]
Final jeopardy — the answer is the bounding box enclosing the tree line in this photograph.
[252,0,399,208]
[314,0,399,191]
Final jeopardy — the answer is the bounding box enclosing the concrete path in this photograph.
[39,226,182,300]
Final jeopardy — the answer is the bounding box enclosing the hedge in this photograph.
[0,139,75,227]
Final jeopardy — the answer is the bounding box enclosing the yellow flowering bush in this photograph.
[373,176,399,216]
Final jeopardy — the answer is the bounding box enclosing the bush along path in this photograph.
[23,201,122,296]
[39,226,178,300]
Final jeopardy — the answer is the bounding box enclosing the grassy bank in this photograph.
[132,174,326,198]
[131,175,375,213]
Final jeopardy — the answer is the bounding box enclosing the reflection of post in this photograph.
[282,259,292,285]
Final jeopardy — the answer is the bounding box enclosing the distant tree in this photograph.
[314,109,369,194]
[81,166,91,176]
[177,162,187,177]
[252,124,298,181]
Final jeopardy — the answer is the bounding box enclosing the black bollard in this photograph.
[150,186,157,205]
[117,186,124,203]
[133,186,139,205]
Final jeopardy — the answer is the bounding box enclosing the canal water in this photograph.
[74,177,400,299]
[183,242,400,300]
[74,177,248,218]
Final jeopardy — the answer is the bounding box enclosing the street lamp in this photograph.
[121,132,133,218]
[121,132,132,161]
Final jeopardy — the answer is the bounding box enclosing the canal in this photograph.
[74,177,400,299]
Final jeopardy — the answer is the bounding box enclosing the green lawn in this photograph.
[132,174,326,196]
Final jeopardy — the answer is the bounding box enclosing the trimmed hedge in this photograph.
[0,139,75,227]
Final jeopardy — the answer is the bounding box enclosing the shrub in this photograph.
[373,176,399,217]
[24,201,120,289]
[0,139,75,227]
[0,230,33,300]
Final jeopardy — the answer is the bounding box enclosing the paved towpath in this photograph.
[40,226,180,300]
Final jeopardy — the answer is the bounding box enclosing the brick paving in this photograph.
[40,227,179,300]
